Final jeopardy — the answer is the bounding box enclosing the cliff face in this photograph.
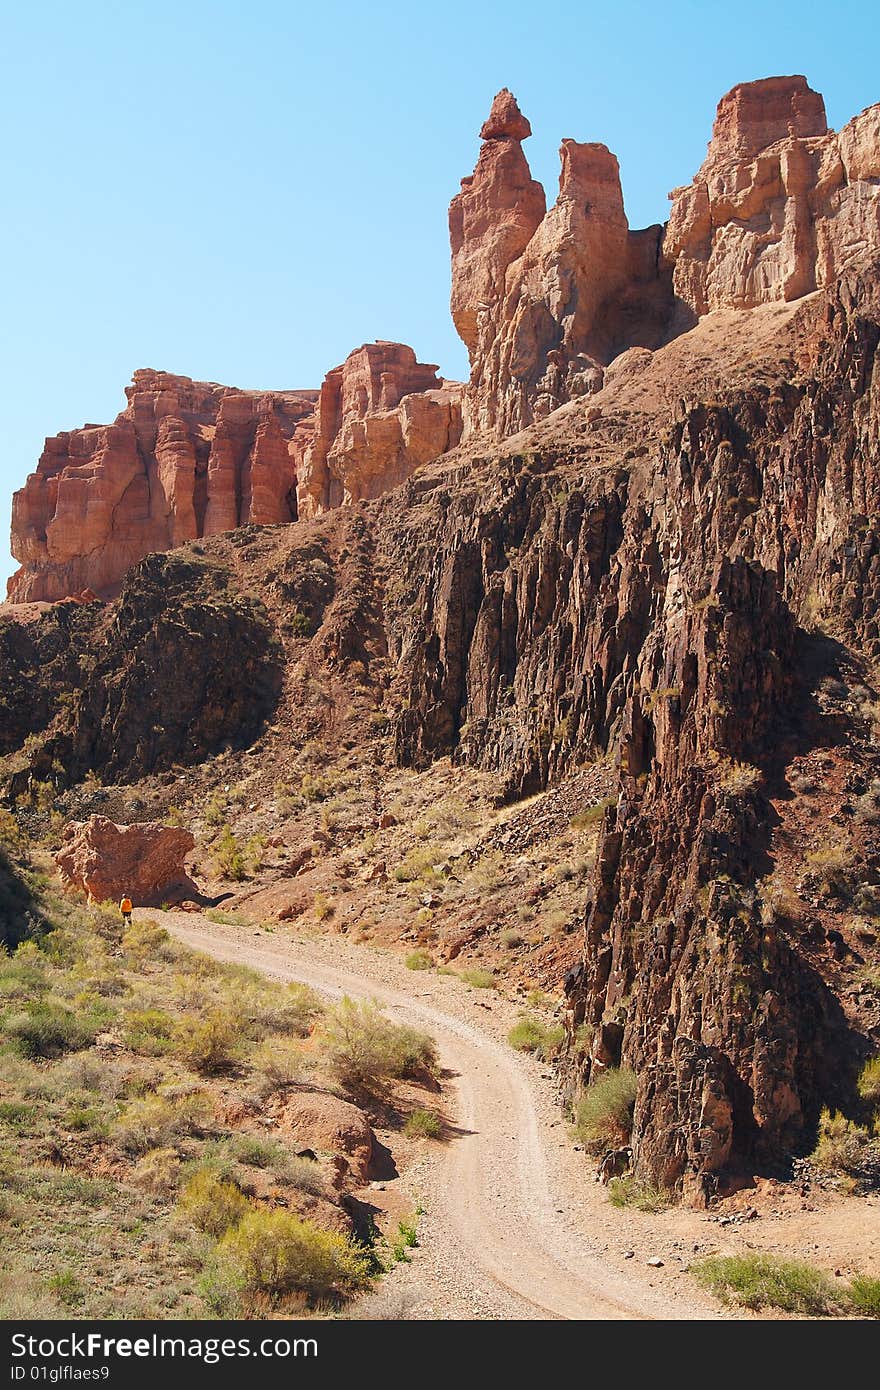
[8,349,461,602]
[382,258,880,1195]
[295,342,463,518]
[666,77,880,317]
[7,370,316,602]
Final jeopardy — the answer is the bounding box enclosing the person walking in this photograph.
[119,893,133,927]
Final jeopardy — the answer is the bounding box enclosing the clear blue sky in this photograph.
[2,0,877,589]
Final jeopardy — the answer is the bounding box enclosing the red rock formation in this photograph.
[8,348,463,602]
[55,815,196,905]
[295,342,463,517]
[665,76,880,316]
[450,91,673,437]
[8,370,316,603]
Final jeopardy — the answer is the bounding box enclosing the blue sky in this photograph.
[1,0,878,590]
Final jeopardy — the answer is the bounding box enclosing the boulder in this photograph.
[276,1091,375,1182]
[55,815,196,905]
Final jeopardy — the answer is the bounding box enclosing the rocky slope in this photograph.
[3,74,880,1201]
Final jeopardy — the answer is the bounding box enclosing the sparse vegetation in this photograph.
[0,860,445,1318]
[403,1108,442,1139]
[215,1208,371,1302]
[692,1254,845,1316]
[508,1014,564,1059]
[317,997,438,1092]
[458,968,496,989]
[405,950,434,971]
[858,1057,880,1106]
[179,1169,250,1237]
[573,1068,638,1155]
[809,1108,880,1186]
[607,1176,671,1211]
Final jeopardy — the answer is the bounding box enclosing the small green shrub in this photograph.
[692,1254,844,1316]
[218,1208,371,1299]
[115,1091,211,1154]
[46,1271,84,1308]
[300,773,328,803]
[573,1068,638,1155]
[131,1147,181,1195]
[204,792,227,827]
[122,918,170,960]
[122,1008,176,1055]
[0,1101,36,1133]
[405,950,434,971]
[848,1275,880,1318]
[175,1010,239,1074]
[500,927,523,948]
[570,797,617,830]
[179,1170,250,1238]
[318,997,438,1091]
[607,1176,671,1211]
[858,1057,880,1106]
[5,1002,99,1058]
[508,1014,564,1058]
[214,826,246,881]
[459,968,496,989]
[403,1108,442,1139]
[313,892,333,921]
[393,847,439,883]
[809,1107,880,1182]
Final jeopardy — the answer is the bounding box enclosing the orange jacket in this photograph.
[120,897,133,914]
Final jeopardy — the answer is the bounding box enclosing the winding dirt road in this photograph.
[152,912,722,1321]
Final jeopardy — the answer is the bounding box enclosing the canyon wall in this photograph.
[8,348,460,602]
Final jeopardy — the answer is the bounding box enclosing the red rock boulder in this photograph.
[55,815,196,906]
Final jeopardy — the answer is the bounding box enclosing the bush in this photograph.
[858,1057,880,1106]
[251,1040,306,1094]
[179,1170,250,1238]
[508,1015,564,1059]
[459,968,496,989]
[403,1109,442,1139]
[607,1176,671,1211]
[848,1275,880,1318]
[122,1008,176,1055]
[239,981,322,1039]
[692,1254,844,1316]
[810,1108,880,1183]
[393,848,438,883]
[218,1209,371,1299]
[122,918,170,960]
[573,1068,638,1155]
[204,792,227,828]
[318,997,438,1092]
[5,1002,99,1058]
[115,1091,211,1154]
[313,892,333,921]
[0,944,50,1000]
[131,1147,181,1195]
[404,950,433,971]
[214,826,246,881]
[175,1010,239,1074]
[500,927,523,949]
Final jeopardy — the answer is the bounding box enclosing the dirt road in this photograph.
[154,911,722,1320]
